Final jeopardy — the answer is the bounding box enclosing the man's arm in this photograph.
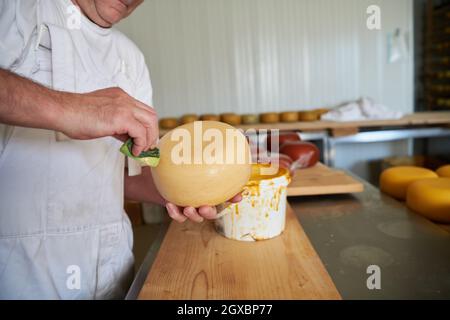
[0,68,158,156]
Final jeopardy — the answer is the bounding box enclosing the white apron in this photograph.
[0,2,136,299]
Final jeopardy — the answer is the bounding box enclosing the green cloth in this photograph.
[120,139,160,167]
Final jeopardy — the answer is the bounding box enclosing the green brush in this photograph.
[120,139,160,167]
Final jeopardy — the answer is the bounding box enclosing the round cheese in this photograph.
[220,113,242,125]
[260,112,280,124]
[379,166,438,200]
[406,178,450,223]
[180,114,199,124]
[436,165,450,178]
[159,118,179,130]
[280,111,299,123]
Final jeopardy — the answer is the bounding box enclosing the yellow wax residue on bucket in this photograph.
[214,163,291,241]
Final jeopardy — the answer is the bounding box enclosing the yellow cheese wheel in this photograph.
[379,166,438,200]
[406,178,450,223]
[436,165,450,178]
[241,114,259,125]
[151,121,252,207]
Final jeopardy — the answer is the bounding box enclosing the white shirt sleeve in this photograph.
[134,57,154,107]
[0,0,37,70]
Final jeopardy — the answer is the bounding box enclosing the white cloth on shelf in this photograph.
[321,97,404,122]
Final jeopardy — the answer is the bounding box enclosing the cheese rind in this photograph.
[406,178,450,223]
[380,166,438,200]
[436,165,450,178]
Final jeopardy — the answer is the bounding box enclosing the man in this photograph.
[0,0,240,299]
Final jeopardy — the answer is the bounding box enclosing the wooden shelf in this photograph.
[159,112,450,136]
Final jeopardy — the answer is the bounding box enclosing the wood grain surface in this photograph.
[138,205,341,300]
[287,163,364,196]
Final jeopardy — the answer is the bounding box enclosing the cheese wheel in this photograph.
[220,113,242,125]
[298,110,319,121]
[260,112,280,124]
[180,114,199,124]
[280,111,299,123]
[406,178,450,223]
[200,114,220,121]
[159,118,179,130]
[379,166,438,200]
[436,165,450,178]
[241,114,259,125]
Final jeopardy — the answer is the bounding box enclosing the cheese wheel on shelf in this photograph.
[200,114,220,121]
[220,113,242,125]
[298,110,320,121]
[406,178,450,223]
[379,166,438,200]
[241,114,259,125]
[180,114,199,124]
[159,118,179,130]
[280,111,299,123]
[436,165,450,178]
[260,112,280,124]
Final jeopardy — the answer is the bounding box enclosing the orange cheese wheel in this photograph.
[379,166,438,200]
[159,118,179,130]
[200,114,220,121]
[260,112,280,124]
[220,113,242,125]
[406,178,450,223]
[436,165,450,178]
[298,110,319,121]
[280,111,299,123]
[180,114,199,124]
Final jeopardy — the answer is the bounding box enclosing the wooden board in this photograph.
[138,204,341,300]
[287,163,364,196]
[160,112,450,136]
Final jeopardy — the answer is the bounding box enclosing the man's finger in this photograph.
[132,107,158,150]
[166,203,187,223]
[198,206,217,220]
[126,121,147,156]
[183,207,204,223]
[229,193,243,203]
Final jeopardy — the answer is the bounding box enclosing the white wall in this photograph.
[118,0,415,181]
[118,0,414,118]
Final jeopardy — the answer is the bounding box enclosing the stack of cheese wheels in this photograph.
[436,165,450,178]
[379,166,438,200]
[406,178,450,223]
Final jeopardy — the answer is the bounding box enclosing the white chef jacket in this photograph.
[0,0,153,299]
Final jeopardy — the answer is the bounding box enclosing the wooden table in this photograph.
[137,205,341,300]
[127,174,450,300]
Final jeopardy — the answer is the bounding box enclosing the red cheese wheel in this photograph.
[280,141,319,169]
[266,132,301,151]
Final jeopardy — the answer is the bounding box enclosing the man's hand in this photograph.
[0,70,158,156]
[165,194,243,223]
[61,87,158,156]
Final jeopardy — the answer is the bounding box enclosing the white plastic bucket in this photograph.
[214,164,291,241]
